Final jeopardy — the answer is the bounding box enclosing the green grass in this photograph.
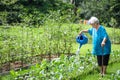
[80,61,120,80]
[73,44,120,55]
[0,75,11,80]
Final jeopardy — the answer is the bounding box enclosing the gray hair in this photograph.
[88,16,99,24]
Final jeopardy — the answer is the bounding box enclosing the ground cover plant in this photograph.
[0,49,120,80]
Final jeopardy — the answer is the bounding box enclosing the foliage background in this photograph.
[0,0,120,27]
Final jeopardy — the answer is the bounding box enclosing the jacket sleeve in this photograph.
[101,28,108,39]
[88,28,93,36]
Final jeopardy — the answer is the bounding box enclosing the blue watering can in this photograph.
[76,34,88,48]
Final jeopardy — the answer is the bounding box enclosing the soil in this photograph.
[0,53,74,75]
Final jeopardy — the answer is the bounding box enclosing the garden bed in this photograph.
[0,53,75,75]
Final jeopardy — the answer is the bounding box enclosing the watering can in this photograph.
[76,34,88,47]
[76,34,88,55]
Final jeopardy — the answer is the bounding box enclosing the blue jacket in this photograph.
[88,25,111,55]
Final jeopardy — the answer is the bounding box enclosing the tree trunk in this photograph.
[70,0,77,15]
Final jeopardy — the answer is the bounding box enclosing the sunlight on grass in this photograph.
[73,43,120,55]
[81,62,120,80]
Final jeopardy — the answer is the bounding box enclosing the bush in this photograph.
[0,20,2,25]
[6,12,21,24]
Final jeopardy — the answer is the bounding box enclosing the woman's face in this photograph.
[91,23,97,28]
[91,23,98,28]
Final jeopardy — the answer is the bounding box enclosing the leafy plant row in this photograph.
[110,70,120,80]
[0,23,81,70]
[9,50,120,80]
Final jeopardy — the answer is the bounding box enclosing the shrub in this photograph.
[6,12,21,24]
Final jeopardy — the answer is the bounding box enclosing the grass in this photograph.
[0,75,11,80]
[80,61,120,80]
[74,43,120,80]
[73,44,120,55]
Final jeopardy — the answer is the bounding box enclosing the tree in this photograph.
[70,0,83,15]
[0,0,18,5]
[110,0,120,27]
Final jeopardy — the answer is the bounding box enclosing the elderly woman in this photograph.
[79,16,111,76]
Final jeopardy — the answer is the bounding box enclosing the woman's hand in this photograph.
[101,38,107,47]
[79,31,83,35]
[79,30,88,35]
[101,41,105,47]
